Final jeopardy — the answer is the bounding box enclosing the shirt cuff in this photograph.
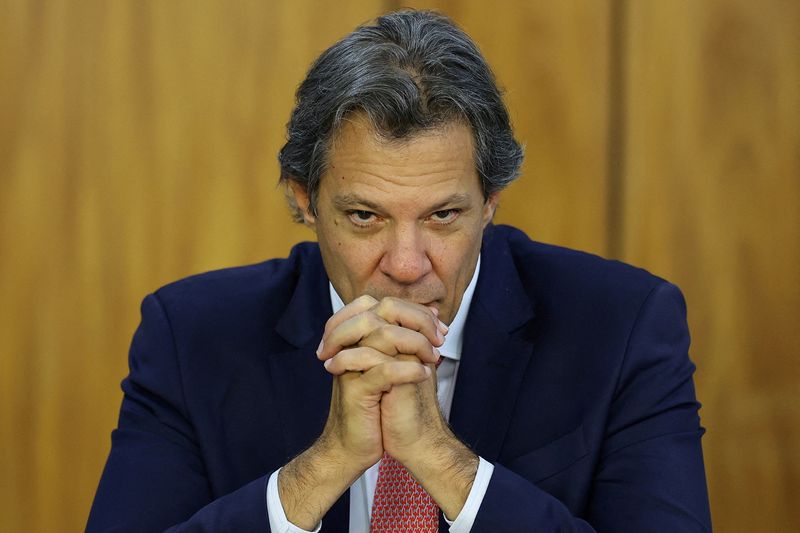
[444,456,494,532]
[266,468,322,533]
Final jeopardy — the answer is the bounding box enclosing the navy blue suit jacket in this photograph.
[87,225,711,531]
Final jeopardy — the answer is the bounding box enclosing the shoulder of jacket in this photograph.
[152,241,321,316]
[490,224,670,304]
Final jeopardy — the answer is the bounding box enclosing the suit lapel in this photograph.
[266,245,350,530]
[270,246,332,457]
[448,227,537,462]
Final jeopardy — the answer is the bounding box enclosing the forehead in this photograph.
[324,114,477,183]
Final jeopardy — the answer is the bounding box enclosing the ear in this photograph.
[482,192,500,227]
[288,180,317,228]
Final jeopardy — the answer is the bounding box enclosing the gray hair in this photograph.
[278,9,524,221]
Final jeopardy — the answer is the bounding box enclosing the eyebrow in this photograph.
[332,194,382,211]
[332,192,474,213]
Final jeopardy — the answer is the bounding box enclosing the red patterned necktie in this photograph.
[370,356,442,532]
[369,452,439,532]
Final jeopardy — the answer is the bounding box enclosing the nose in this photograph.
[379,223,433,285]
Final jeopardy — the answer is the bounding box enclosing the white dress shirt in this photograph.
[267,256,493,532]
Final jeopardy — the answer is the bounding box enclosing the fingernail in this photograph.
[316,339,324,356]
[423,366,432,377]
[429,306,439,316]
[432,346,441,359]
[436,329,444,343]
[439,320,449,334]
[323,359,332,369]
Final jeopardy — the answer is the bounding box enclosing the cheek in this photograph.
[317,216,351,251]
[341,248,378,278]
[320,228,383,280]
[429,233,480,278]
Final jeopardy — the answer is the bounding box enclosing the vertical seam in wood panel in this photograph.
[607,0,628,259]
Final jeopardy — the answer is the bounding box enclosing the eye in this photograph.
[429,209,460,224]
[347,210,378,226]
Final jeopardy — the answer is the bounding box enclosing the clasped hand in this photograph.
[315,295,450,470]
[278,295,478,528]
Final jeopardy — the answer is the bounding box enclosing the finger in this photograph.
[324,294,378,337]
[394,354,439,394]
[371,297,448,347]
[323,346,394,375]
[360,324,440,365]
[322,318,439,365]
[317,295,378,357]
[358,360,432,394]
[318,311,386,361]
[318,295,448,360]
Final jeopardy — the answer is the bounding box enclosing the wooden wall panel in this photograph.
[0,2,385,531]
[622,0,800,530]
[406,0,612,256]
[2,1,799,531]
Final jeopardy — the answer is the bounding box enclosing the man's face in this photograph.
[291,114,498,325]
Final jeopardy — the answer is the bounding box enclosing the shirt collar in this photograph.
[328,255,481,362]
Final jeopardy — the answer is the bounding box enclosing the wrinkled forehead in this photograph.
[325,113,476,172]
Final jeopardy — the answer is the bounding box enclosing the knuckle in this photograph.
[354,294,374,306]
[374,323,394,341]
[323,316,337,335]
[357,346,378,363]
[355,312,376,331]
[381,361,397,378]
[376,297,397,316]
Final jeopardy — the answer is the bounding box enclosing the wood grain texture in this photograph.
[0,2,384,531]
[1,0,799,531]
[405,0,612,256]
[621,0,800,530]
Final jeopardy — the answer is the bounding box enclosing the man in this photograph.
[88,10,711,532]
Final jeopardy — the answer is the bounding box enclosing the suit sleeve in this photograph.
[86,293,272,532]
[471,282,712,532]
